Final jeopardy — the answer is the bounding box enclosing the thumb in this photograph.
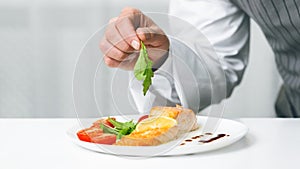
[136,27,154,42]
[136,27,166,46]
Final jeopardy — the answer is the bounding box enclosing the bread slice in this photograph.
[115,105,198,146]
[150,105,199,133]
[115,126,179,146]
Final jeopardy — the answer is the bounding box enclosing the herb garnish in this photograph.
[133,41,154,95]
[100,118,137,139]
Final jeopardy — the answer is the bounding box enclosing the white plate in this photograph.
[67,115,248,156]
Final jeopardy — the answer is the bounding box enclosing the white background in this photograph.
[0,0,282,118]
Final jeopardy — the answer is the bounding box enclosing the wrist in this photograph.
[152,50,169,71]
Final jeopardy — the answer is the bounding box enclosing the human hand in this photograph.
[99,7,169,70]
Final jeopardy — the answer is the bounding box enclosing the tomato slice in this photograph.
[77,130,91,142]
[105,117,116,128]
[77,127,103,142]
[90,134,117,145]
[138,115,149,123]
[92,117,116,128]
[77,117,118,145]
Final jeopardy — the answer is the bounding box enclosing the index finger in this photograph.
[115,8,141,50]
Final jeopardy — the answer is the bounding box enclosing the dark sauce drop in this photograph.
[199,134,226,143]
[185,139,193,142]
[192,136,201,139]
[180,143,185,146]
[204,133,213,135]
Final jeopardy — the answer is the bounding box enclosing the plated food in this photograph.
[69,114,248,156]
[76,105,199,146]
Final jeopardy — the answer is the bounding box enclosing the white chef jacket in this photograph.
[130,0,250,114]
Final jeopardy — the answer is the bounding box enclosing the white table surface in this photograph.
[0,118,299,169]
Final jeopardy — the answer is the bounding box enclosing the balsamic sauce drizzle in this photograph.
[198,134,226,143]
[180,133,229,145]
